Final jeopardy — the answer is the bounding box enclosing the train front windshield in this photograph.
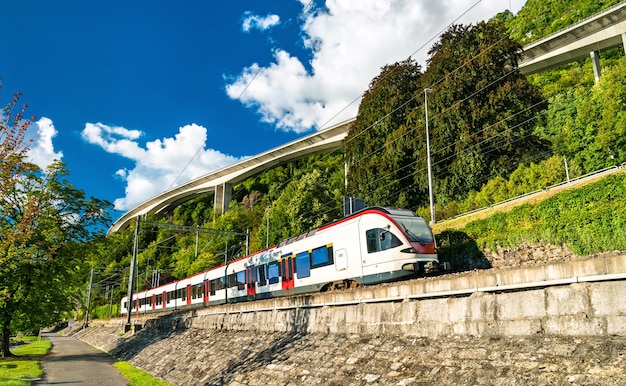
[392,216,434,243]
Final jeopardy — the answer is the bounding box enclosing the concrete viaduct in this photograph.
[108,118,355,233]
[108,3,626,234]
[518,1,626,81]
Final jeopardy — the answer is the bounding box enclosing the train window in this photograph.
[393,217,434,243]
[209,279,218,295]
[227,273,237,288]
[295,251,311,278]
[156,294,162,305]
[311,245,333,268]
[180,288,187,301]
[236,271,246,290]
[268,262,279,284]
[258,265,267,286]
[366,228,402,253]
[191,283,201,299]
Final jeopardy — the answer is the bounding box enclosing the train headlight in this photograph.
[401,247,416,253]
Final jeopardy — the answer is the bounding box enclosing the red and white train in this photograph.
[121,207,438,315]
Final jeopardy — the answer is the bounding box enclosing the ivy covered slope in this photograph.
[436,172,626,269]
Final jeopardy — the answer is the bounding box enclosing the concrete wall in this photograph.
[121,253,626,338]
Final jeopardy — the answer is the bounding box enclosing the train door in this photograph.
[335,248,348,271]
[280,254,295,291]
[162,291,167,309]
[246,266,257,296]
[203,280,209,303]
[151,294,156,311]
[186,284,192,305]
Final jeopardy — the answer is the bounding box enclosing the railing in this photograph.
[523,0,626,47]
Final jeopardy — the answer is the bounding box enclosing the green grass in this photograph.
[114,361,173,386]
[10,336,51,356]
[0,336,50,386]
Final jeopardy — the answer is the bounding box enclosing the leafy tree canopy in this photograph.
[345,58,424,208]
[1,84,111,356]
[346,21,548,215]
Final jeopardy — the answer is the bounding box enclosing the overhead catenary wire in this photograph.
[253,0,515,211]
[257,1,549,228]
[168,1,316,190]
[134,0,550,249]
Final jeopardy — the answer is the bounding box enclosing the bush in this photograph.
[92,303,119,319]
[459,173,626,255]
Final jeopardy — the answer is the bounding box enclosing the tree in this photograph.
[535,56,626,175]
[265,167,343,245]
[0,86,111,357]
[419,21,548,204]
[345,59,425,208]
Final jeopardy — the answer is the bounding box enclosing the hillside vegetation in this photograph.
[90,0,626,318]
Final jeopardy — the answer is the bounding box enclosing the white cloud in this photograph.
[227,0,527,133]
[81,122,241,211]
[242,12,280,32]
[26,117,63,169]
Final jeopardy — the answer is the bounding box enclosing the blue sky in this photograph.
[1,0,525,222]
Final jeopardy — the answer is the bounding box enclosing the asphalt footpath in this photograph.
[32,332,130,386]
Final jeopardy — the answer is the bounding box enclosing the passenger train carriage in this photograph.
[121,207,438,315]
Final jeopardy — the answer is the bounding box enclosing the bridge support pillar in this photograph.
[590,50,602,83]
[213,182,233,215]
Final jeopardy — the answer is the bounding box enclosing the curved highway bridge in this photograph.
[108,118,355,233]
[109,3,626,234]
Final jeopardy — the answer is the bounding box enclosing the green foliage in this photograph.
[507,0,622,44]
[535,56,626,174]
[93,303,119,319]
[422,21,548,205]
[1,86,112,356]
[436,230,489,271]
[443,155,567,215]
[346,58,424,208]
[265,168,342,244]
[459,173,626,255]
[347,21,547,212]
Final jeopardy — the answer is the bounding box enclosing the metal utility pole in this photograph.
[246,228,250,256]
[84,268,94,327]
[424,88,436,224]
[125,216,140,329]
